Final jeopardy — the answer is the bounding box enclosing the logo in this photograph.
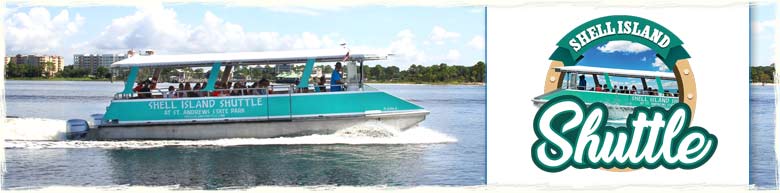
[531,96,717,172]
[532,15,717,172]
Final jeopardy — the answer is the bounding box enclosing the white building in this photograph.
[74,53,128,73]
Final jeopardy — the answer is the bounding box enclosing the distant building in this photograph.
[73,53,128,74]
[5,54,65,77]
[73,49,155,74]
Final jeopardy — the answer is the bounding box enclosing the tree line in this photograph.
[751,64,774,84]
[6,61,111,79]
[364,61,486,83]
[6,61,486,84]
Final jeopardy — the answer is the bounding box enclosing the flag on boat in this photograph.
[342,51,350,61]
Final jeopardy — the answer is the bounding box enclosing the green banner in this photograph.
[549,15,690,69]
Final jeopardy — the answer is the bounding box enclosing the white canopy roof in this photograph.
[111,48,388,68]
[556,66,676,80]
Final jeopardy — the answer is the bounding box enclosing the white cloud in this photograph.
[596,40,651,54]
[5,7,84,54]
[79,3,341,55]
[446,49,461,63]
[430,26,460,45]
[651,57,669,71]
[752,20,775,34]
[468,35,485,50]
[387,29,427,69]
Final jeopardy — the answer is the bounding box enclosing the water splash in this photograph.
[4,120,456,149]
[4,118,68,141]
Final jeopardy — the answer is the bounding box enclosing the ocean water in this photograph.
[750,85,777,189]
[2,81,486,189]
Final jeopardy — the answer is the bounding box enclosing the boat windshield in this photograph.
[559,70,679,98]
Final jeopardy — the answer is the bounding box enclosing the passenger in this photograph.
[318,75,327,92]
[178,83,185,98]
[192,83,202,97]
[140,82,151,99]
[601,84,608,92]
[631,85,637,94]
[331,62,345,92]
[594,84,602,92]
[210,81,221,97]
[664,90,671,97]
[262,79,273,94]
[133,81,144,93]
[612,85,617,93]
[184,82,193,97]
[577,75,586,90]
[165,86,177,98]
[646,87,654,95]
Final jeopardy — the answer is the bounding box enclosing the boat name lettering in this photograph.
[531,96,717,172]
[147,98,263,110]
[569,20,670,52]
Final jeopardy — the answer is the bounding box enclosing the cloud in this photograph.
[387,29,427,69]
[651,57,669,71]
[430,26,460,45]
[467,35,485,50]
[596,40,651,54]
[446,49,461,63]
[78,3,341,55]
[752,20,775,34]
[5,7,84,54]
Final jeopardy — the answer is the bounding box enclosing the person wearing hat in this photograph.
[330,62,345,92]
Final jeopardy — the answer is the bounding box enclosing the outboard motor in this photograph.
[66,119,89,140]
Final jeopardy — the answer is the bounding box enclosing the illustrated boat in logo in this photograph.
[68,49,429,140]
[532,66,679,119]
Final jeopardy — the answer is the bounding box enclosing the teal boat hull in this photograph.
[91,91,428,140]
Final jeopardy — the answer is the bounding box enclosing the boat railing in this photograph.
[114,83,354,100]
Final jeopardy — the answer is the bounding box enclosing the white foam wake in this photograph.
[3,118,68,141]
[4,120,457,149]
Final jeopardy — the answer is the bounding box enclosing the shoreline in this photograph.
[751,82,776,86]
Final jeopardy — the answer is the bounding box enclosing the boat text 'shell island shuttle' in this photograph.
[67,49,429,140]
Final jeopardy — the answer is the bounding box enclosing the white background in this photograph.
[487,5,749,185]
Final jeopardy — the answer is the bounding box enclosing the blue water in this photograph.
[751,85,777,189]
[2,81,486,189]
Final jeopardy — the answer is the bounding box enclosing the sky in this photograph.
[3,2,485,69]
[751,2,775,66]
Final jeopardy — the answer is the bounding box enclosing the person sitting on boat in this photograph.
[192,83,202,97]
[133,81,144,93]
[165,86,177,98]
[577,75,586,90]
[601,84,608,92]
[177,83,186,98]
[139,81,152,98]
[184,82,193,97]
[317,75,327,92]
[630,85,637,94]
[646,87,654,95]
[331,62,345,92]
[594,84,602,92]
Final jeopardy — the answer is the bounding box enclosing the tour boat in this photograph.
[67,49,429,140]
[532,66,679,119]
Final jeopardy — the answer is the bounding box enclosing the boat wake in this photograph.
[4,119,457,149]
[4,117,68,141]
